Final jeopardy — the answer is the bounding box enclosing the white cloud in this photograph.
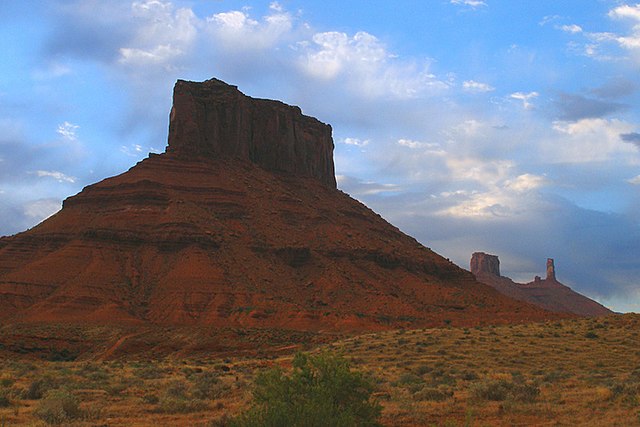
[56,121,79,141]
[510,91,539,109]
[450,0,487,8]
[118,0,197,67]
[628,175,640,184]
[33,170,76,183]
[560,24,583,34]
[451,119,488,138]
[609,4,640,22]
[434,175,547,219]
[300,30,448,99]
[549,118,637,163]
[505,173,548,192]
[446,157,515,184]
[397,139,425,149]
[121,144,146,157]
[269,2,284,13]
[439,190,516,218]
[119,44,184,66]
[336,175,400,195]
[418,156,550,219]
[206,7,292,51]
[342,137,369,147]
[539,15,560,26]
[302,31,376,80]
[32,62,72,80]
[576,4,640,62]
[211,10,258,30]
[462,80,494,93]
[23,199,62,221]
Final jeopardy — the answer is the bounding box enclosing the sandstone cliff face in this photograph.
[470,252,500,277]
[167,78,336,188]
[0,78,565,346]
[470,252,612,317]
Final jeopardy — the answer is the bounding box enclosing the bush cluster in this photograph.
[470,378,540,403]
[33,389,81,425]
[230,352,382,427]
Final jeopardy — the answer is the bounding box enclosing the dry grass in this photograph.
[0,314,638,426]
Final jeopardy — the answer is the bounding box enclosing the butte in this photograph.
[0,79,565,350]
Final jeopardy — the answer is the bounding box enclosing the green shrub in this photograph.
[470,378,540,403]
[509,382,541,403]
[414,365,432,376]
[471,379,512,401]
[192,371,228,399]
[24,376,58,400]
[396,373,423,386]
[230,352,381,427]
[134,364,166,379]
[165,380,189,398]
[0,388,10,407]
[414,386,453,402]
[156,396,207,414]
[33,389,81,424]
[142,393,159,404]
[47,348,78,362]
[542,370,571,383]
[155,379,207,414]
[609,381,640,407]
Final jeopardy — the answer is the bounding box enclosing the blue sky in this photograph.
[1,0,639,312]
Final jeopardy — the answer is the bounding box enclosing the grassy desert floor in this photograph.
[0,314,638,426]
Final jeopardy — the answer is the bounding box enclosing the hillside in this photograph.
[0,79,565,352]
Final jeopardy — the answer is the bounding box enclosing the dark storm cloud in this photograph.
[590,78,637,99]
[554,92,627,121]
[621,132,640,148]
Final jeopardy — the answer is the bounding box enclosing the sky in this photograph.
[1,1,639,312]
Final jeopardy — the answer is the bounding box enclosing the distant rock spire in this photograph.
[546,258,556,281]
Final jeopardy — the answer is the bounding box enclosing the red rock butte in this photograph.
[0,78,565,335]
[470,252,612,317]
[167,79,336,188]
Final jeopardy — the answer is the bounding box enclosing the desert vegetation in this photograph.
[0,314,637,426]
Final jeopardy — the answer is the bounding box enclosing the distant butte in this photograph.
[470,252,612,317]
[0,78,571,357]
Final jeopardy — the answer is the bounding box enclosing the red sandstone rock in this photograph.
[470,252,501,277]
[0,79,566,348]
[167,78,336,188]
[546,258,556,280]
[470,252,612,317]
